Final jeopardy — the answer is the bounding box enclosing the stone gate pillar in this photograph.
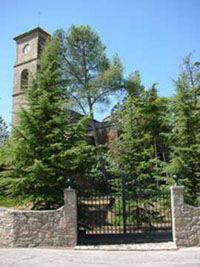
[64,188,77,246]
[171,186,200,247]
[171,186,185,246]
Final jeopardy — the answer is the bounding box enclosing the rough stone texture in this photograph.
[0,208,14,247]
[64,189,77,246]
[171,186,200,247]
[0,189,77,248]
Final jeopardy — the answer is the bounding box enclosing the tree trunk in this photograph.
[87,95,108,182]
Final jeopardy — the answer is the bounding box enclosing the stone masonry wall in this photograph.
[171,186,200,247]
[0,189,77,248]
[0,208,14,247]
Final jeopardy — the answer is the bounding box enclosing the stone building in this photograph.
[12,27,50,125]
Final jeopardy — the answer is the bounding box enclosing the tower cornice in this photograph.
[14,27,51,42]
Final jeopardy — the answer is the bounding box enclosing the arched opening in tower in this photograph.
[21,69,29,90]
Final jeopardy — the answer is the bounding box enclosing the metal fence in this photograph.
[78,189,172,235]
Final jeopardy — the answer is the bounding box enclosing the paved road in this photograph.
[0,247,199,267]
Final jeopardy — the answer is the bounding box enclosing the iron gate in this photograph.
[78,184,172,235]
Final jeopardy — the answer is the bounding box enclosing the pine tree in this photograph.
[169,55,200,205]
[111,72,172,227]
[0,37,93,209]
[55,25,123,144]
[113,72,171,192]
[54,25,123,181]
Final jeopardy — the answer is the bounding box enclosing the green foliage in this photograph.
[54,25,123,182]
[112,71,172,193]
[55,25,123,112]
[168,55,200,205]
[54,25,123,145]
[0,196,18,208]
[0,37,94,209]
[0,117,8,175]
[0,116,8,145]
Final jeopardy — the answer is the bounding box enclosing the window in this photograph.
[23,44,31,54]
[21,69,29,90]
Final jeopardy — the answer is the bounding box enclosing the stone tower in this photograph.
[12,27,50,125]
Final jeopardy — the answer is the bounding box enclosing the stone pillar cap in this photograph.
[64,188,76,191]
[170,185,185,188]
[170,185,185,191]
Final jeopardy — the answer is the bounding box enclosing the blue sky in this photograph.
[0,0,200,125]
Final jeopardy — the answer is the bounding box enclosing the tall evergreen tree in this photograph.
[55,25,123,145]
[109,72,172,227]
[113,71,171,192]
[54,25,123,181]
[0,37,93,209]
[169,55,200,205]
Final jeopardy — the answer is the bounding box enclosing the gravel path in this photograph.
[0,247,199,267]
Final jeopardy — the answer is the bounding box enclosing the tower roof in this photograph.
[13,27,51,41]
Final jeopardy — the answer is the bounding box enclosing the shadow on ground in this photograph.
[78,231,173,245]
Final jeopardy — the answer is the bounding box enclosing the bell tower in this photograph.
[12,27,50,125]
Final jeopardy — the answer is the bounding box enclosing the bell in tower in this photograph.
[12,27,50,125]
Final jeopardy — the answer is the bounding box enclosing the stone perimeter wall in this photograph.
[0,208,14,247]
[0,189,77,248]
[1,186,199,248]
[171,186,200,247]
